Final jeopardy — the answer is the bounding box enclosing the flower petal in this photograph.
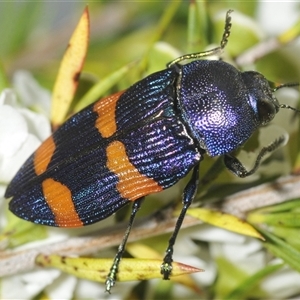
[1,269,60,300]
[13,70,51,115]
[0,103,28,157]
[0,134,40,182]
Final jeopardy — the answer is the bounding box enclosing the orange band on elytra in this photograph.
[93,91,124,138]
[34,136,56,176]
[42,178,83,227]
[106,141,163,201]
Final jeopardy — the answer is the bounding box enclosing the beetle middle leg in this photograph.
[161,164,200,279]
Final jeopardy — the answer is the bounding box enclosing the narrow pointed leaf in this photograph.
[187,208,263,239]
[0,211,47,249]
[0,60,9,91]
[271,226,300,250]
[51,7,89,127]
[260,228,300,272]
[249,199,300,214]
[126,243,203,293]
[35,254,202,283]
[278,18,300,44]
[138,0,181,71]
[248,212,300,227]
[225,263,283,300]
[74,61,136,112]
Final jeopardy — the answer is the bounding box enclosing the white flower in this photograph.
[0,73,51,186]
[0,73,51,232]
[1,269,61,300]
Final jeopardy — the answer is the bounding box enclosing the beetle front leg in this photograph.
[224,135,287,178]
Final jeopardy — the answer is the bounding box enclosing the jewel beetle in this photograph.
[5,10,299,292]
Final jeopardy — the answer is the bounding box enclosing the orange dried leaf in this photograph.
[51,7,90,128]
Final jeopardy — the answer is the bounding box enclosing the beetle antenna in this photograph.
[274,82,299,91]
[274,82,300,113]
[167,10,233,67]
[220,9,233,50]
[279,104,300,113]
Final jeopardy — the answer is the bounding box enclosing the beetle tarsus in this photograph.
[105,277,115,294]
[161,259,173,280]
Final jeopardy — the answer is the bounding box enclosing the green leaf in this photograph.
[249,212,300,227]
[0,211,47,249]
[187,1,208,53]
[271,226,300,250]
[225,263,283,300]
[260,228,300,273]
[248,199,300,227]
[214,257,254,298]
[74,61,137,112]
[250,199,300,214]
[0,60,9,91]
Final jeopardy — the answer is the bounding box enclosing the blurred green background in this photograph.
[1,1,299,94]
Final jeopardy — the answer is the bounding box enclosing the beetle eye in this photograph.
[257,98,278,125]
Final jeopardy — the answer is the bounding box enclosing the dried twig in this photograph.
[1,174,300,277]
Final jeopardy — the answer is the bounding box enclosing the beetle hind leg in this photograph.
[105,197,144,293]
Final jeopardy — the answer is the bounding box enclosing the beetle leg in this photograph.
[224,135,287,178]
[106,197,144,293]
[161,163,200,279]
